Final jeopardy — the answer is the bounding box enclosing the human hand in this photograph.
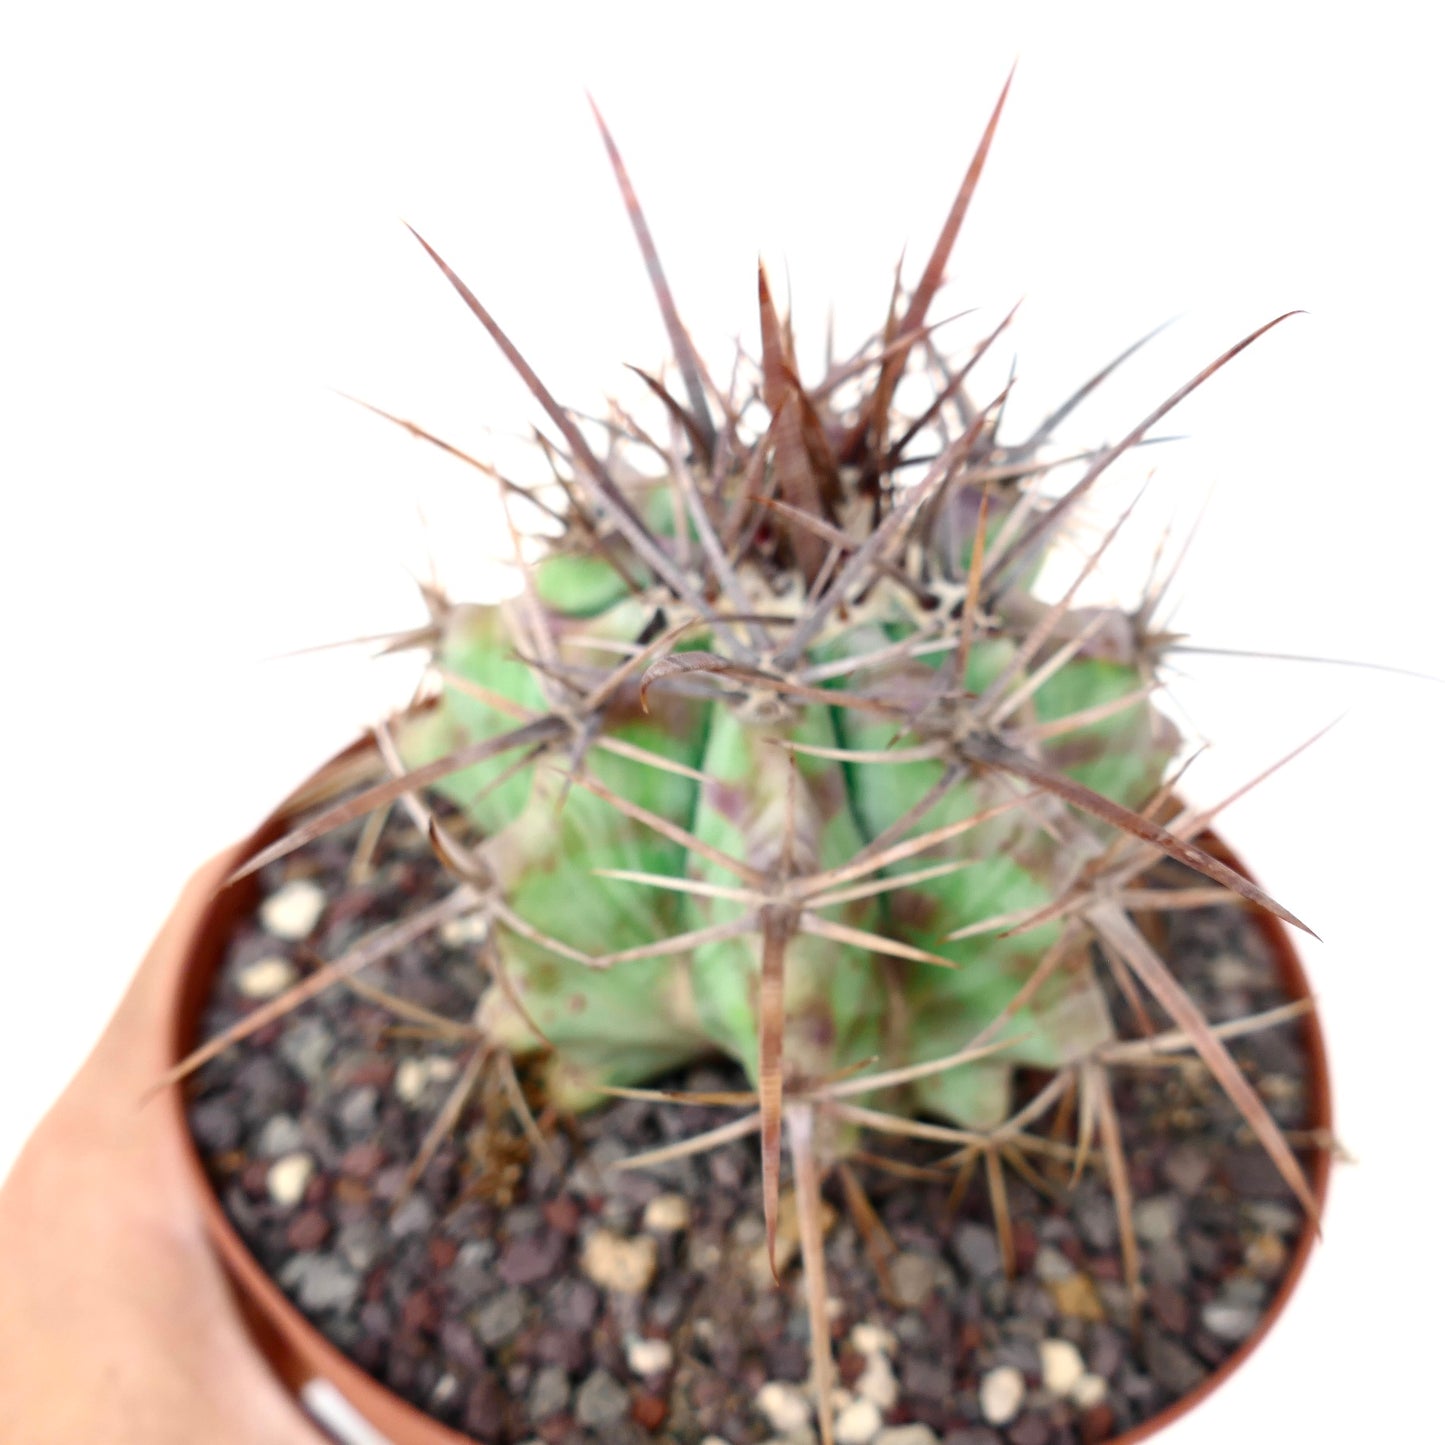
[0,850,328,1445]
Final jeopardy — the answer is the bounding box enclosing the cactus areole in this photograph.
[219,79,1325,1444]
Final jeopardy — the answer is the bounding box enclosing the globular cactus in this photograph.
[221,77,1322,1444]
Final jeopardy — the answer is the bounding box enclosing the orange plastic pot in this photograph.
[161,746,1333,1445]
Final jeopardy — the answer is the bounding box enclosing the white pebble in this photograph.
[266,1152,314,1207]
[642,1192,692,1233]
[626,1337,674,1376]
[395,1055,460,1104]
[855,1351,898,1410]
[1040,1338,1086,1397]
[757,1380,813,1434]
[236,956,298,999]
[835,1395,883,1444]
[1202,1298,1262,1342]
[849,1322,898,1358]
[439,911,489,946]
[259,880,326,940]
[877,1428,941,1445]
[580,1229,658,1295]
[979,1365,1026,1425]
[1071,1372,1109,1409]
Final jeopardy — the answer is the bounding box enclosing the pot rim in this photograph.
[163,739,1333,1445]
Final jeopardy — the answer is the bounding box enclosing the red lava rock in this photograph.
[401,1289,440,1333]
[498,1229,566,1286]
[1129,1158,1159,1194]
[1013,1221,1038,1275]
[690,1376,728,1417]
[633,1394,668,1430]
[340,1141,387,1176]
[838,1349,865,1387]
[902,1355,953,1402]
[551,1279,600,1332]
[1089,1254,1122,1281]
[332,1176,371,1207]
[241,1159,270,1196]
[910,1398,951,1432]
[364,1267,388,1305]
[440,1318,483,1372]
[339,1056,395,1088]
[462,1372,509,1441]
[328,891,376,928]
[534,1417,573,1445]
[1225,1149,1294,1198]
[1009,1414,1051,1445]
[1079,1402,1116,1443]
[285,1208,332,1251]
[427,1236,459,1271]
[1149,1281,1190,1335]
[542,1195,582,1234]
[957,1320,984,1360]
[532,1326,588,1373]
[303,1174,329,1207]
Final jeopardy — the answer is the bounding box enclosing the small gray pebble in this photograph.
[1244,1202,1299,1235]
[233,1055,295,1116]
[280,1254,361,1313]
[1033,1244,1074,1283]
[1222,1273,1269,1307]
[278,1017,333,1084]
[574,1369,630,1428]
[456,1239,494,1270]
[527,1363,572,1421]
[1148,1237,1190,1289]
[255,1114,305,1158]
[891,1251,942,1307]
[1133,1195,1182,1245]
[190,1097,241,1152]
[388,1194,436,1238]
[336,1220,384,1272]
[952,1221,1002,1278]
[1075,1194,1118,1252]
[336,1086,380,1135]
[991,1337,1040,1374]
[474,1289,528,1346]
[1162,1145,1213,1195]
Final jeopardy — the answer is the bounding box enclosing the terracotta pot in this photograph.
[163,744,1333,1445]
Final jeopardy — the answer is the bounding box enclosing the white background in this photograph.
[2,4,1441,1440]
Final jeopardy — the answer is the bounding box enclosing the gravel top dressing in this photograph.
[188,807,1320,1445]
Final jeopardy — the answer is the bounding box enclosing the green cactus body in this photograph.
[398,543,1177,1128]
[400,593,717,1108]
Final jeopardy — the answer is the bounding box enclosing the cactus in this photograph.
[203,77,1324,1444]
